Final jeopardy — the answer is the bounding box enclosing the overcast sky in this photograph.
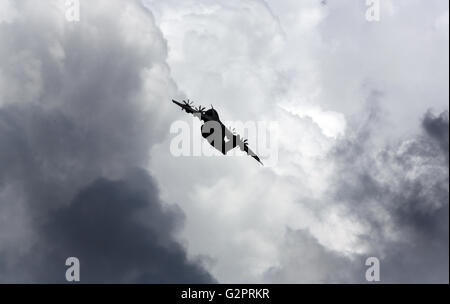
[0,0,448,283]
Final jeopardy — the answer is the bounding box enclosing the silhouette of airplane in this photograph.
[172,99,263,165]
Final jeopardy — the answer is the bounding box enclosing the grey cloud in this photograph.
[145,0,448,282]
[0,104,215,283]
[422,110,449,158]
[0,0,214,283]
[330,107,449,283]
[25,169,215,283]
[1,0,448,284]
[264,107,448,283]
[264,228,363,284]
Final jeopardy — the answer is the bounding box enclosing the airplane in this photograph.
[172,99,263,165]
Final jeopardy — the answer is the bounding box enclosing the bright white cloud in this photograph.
[146,0,449,283]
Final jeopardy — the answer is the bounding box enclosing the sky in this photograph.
[0,0,448,283]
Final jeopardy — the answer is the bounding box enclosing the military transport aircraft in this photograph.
[172,99,263,165]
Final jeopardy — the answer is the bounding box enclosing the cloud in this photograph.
[145,0,448,283]
[261,108,449,283]
[264,228,363,283]
[0,0,448,284]
[422,110,449,159]
[328,108,449,283]
[0,0,214,283]
[0,0,18,24]
[22,169,214,283]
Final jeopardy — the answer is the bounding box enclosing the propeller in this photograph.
[183,99,194,107]
[195,105,206,113]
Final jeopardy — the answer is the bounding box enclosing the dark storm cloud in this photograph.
[0,0,214,283]
[329,108,449,283]
[0,105,215,283]
[264,107,448,283]
[0,0,165,209]
[26,169,215,283]
[422,110,449,159]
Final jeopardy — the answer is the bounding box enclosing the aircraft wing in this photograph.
[223,125,264,166]
[172,99,214,121]
[172,99,197,115]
